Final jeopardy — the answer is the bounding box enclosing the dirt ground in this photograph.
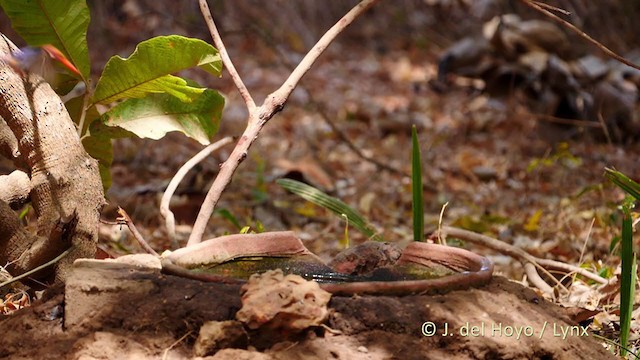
[0,258,616,360]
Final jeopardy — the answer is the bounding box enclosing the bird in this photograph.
[2,44,81,78]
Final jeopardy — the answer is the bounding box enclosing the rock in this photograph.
[236,269,331,332]
[472,165,498,181]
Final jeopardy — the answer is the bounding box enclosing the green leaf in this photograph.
[619,212,636,357]
[82,129,113,193]
[81,119,138,192]
[100,89,224,145]
[93,35,222,104]
[411,125,424,242]
[0,0,90,79]
[277,178,383,241]
[215,208,242,231]
[605,168,640,202]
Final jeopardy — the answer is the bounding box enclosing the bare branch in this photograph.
[117,207,160,257]
[187,0,380,246]
[160,136,233,246]
[520,0,640,71]
[264,0,381,122]
[199,0,256,112]
[441,226,608,291]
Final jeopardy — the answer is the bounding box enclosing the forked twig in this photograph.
[160,136,233,246]
[438,226,608,295]
[188,0,381,246]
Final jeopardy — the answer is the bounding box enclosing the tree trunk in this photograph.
[0,33,104,284]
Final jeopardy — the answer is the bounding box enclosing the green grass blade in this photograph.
[605,168,640,201]
[277,178,382,241]
[411,125,425,242]
[215,208,242,231]
[619,210,636,357]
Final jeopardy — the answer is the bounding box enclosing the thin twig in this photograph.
[117,207,160,257]
[528,112,602,128]
[524,262,554,294]
[188,0,381,246]
[596,112,612,145]
[530,1,570,15]
[535,258,607,284]
[450,224,607,284]
[438,226,608,294]
[263,0,382,126]
[520,0,640,72]
[199,0,256,111]
[76,81,91,137]
[440,226,566,294]
[162,331,193,360]
[0,246,74,290]
[252,25,414,179]
[160,136,233,247]
[437,202,449,245]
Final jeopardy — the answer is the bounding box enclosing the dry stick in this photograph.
[160,136,233,246]
[188,0,381,246]
[523,262,554,294]
[528,112,602,128]
[0,246,74,290]
[530,0,570,15]
[596,112,613,145]
[117,207,160,257]
[520,0,640,72]
[162,331,193,360]
[199,0,255,112]
[254,28,414,181]
[309,97,410,177]
[440,226,607,292]
[439,226,564,294]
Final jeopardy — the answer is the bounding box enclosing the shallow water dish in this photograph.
[162,231,493,295]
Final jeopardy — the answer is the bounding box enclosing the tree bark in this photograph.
[0,34,104,283]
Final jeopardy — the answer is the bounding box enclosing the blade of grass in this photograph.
[215,208,242,230]
[277,178,382,241]
[605,168,640,201]
[620,207,636,357]
[412,125,424,242]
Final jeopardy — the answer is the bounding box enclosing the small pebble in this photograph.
[357,346,368,353]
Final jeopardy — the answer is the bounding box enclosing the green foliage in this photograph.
[92,35,222,104]
[0,2,226,192]
[215,208,242,231]
[277,178,383,242]
[100,90,223,145]
[251,155,269,204]
[411,125,424,242]
[619,208,636,357]
[0,0,90,80]
[605,168,639,356]
[279,128,432,245]
[605,168,640,201]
